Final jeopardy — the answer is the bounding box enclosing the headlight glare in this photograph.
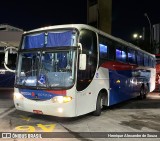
[52,96,72,103]
[14,92,23,100]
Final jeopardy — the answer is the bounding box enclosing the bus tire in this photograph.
[93,93,104,116]
[139,86,146,100]
[144,85,149,99]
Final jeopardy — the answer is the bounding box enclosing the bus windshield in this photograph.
[21,30,76,49]
[15,29,77,89]
[16,49,76,89]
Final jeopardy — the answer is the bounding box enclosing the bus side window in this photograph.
[144,54,149,67]
[128,48,136,64]
[98,35,108,66]
[99,34,115,62]
[99,44,108,59]
[108,44,115,60]
[152,57,156,68]
[115,46,127,63]
[137,51,144,66]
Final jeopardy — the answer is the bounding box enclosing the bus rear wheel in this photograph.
[139,86,147,100]
[93,93,104,116]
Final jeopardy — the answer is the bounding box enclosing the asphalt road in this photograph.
[0,90,160,141]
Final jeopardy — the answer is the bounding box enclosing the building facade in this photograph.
[153,23,160,54]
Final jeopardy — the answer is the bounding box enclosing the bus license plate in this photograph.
[33,110,43,114]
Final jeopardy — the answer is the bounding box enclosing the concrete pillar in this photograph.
[87,0,112,34]
[98,0,112,34]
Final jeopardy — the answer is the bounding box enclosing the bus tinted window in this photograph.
[149,56,155,68]
[99,44,108,58]
[137,52,144,66]
[108,45,115,60]
[79,30,95,52]
[116,46,127,63]
[144,54,149,66]
[128,48,136,64]
[98,34,115,62]
[99,35,108,59]
[77,29,97,91]
[152,57,156,68]
[148,57,152,67]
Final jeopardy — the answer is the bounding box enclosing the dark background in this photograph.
[0,0,159,42]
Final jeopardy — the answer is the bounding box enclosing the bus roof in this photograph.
[23,24,155,58]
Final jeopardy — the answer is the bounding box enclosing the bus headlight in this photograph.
[14,92,23,100]
[51,96,72,103]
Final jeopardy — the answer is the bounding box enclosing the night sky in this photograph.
[112,0,160,41]
[0,0,160,42]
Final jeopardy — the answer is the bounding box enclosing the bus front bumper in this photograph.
[14,96,76,117]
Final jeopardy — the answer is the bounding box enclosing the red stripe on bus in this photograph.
[101,61,137,70]
[46,90,66,95]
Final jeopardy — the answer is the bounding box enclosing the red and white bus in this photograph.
[5,24,156,117]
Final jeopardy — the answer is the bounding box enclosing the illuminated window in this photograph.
[116,46,127,63]
[99,44,107,59]
[128,48,136,64]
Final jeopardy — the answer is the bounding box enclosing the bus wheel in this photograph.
[93,93,104,116]
[139,86,146,100]
[143,85,148,99]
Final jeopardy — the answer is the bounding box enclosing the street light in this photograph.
[132,33,143,46]
[133,33,138,39]
[144,13,152,50]
[133,33,142,39]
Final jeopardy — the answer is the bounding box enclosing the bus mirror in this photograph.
[4,47,18,73]
[5,50,8,65]
[79,54,86,70]
[78,43,82,54]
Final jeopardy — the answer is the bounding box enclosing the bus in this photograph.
[5,24,156,117]
[0,47,17,89]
